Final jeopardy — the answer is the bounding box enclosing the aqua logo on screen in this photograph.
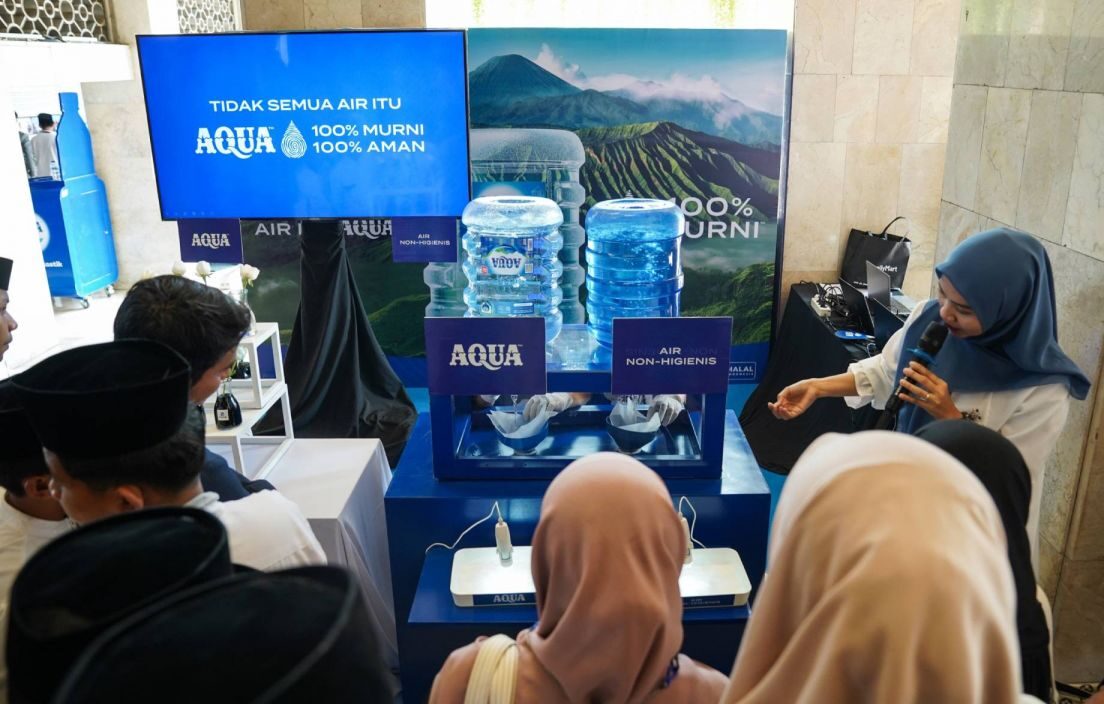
[280,122,307,159]
[195,126,276,159]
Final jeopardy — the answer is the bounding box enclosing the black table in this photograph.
[739,283,882,474]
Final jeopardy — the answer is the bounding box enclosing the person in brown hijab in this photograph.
[429,452,728,704]
[722,431,1023,704]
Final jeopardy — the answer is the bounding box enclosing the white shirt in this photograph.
[186,490,327,571]
[30,131,58,179]
[0,495,73,702]
[846,302,1070,564]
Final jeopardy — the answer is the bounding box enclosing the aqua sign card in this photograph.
[611,317,732,395]
[391,217,459,263]
[425,317,546,396]
[177,218,243,263]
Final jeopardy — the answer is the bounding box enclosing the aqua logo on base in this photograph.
[449,343,524,371]
[471,592,537,606]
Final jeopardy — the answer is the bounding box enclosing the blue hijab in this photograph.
[895,228,1090,434]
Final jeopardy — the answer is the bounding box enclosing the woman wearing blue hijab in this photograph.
[770,229,1090,557]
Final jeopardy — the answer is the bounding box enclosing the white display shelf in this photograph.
[201,322,286,410]
[204,323,294,479]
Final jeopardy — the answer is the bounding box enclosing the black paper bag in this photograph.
[840,216,911,289]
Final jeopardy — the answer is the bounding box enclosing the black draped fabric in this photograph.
[274,220,416,467]
[739,284,880,474]
[914,420,1052,702]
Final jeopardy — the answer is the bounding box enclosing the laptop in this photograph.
[837,278,875,337]
[868,296,904,350]
[865,261,892,308]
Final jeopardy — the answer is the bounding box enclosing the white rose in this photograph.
[195,261,212,277]
[139,269,154,280]
[241,264,260,283]
[171,261,187,276]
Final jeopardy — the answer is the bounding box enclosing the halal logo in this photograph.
[281,121,307,159]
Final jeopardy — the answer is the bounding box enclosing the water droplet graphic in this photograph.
[281,121,307,159]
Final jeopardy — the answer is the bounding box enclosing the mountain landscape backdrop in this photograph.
[468,54,784,147]
[467,51,784,348]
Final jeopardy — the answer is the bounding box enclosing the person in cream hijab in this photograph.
[429,452,728,704]
[722,431,1024,704]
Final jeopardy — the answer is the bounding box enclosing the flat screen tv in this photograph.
[136,30,470,220]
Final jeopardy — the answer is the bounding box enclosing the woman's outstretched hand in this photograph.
[769,379,819,420]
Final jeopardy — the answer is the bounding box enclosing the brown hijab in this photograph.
[722,431,1021,704]
[429,452,727,704]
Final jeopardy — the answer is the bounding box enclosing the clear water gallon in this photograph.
[461,195,565,344]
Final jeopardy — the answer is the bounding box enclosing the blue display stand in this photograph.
[386,409,769,702]
[29,92,118,302]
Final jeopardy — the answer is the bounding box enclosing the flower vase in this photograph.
[237,289,257,336]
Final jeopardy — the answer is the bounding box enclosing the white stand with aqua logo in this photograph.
[451,547,536,607]
[448,498,752,608]
[449,546,751,608]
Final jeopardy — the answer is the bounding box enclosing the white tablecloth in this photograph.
[212,439,397,669]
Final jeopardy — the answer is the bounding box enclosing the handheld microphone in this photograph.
[875,321,949,430]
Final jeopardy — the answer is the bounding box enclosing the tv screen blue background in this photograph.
[137,31,470,219]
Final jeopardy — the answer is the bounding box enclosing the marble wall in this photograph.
[82,0,200,287]
[240,0,422,30]
[938,0,1104,683]
[784,0,961,304]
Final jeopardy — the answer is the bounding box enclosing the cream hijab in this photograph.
[722,431,1021,704]
[526,452,688,704]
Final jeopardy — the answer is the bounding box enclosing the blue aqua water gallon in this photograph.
[585,198,685,355]
[461,196,564,344]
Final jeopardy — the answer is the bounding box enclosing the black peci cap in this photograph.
[54,566,392,704]
[0,257,12,290]
[7,507,233,703]
[0,381,42,463]
[11,340,191,460]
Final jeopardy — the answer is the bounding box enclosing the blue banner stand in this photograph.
[29,92,118,302]
[385,409,770,703]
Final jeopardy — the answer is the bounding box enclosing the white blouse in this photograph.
[845,303,1070,563]
[187,490,327,571]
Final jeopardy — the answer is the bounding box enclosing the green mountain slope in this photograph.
[575,121,779,221]
[682,262,775,345]
[367,293,430,357]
